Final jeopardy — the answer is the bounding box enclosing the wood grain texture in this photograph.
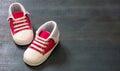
[0,0,120,71]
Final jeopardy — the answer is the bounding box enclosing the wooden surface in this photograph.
[0,0,120,71]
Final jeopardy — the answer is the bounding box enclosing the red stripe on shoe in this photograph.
[14,24,29,29]
[34,38,47,46]
[32,41,44,49]
[29,46,43,54]
[43,39,56,55]
[14,28,30,33]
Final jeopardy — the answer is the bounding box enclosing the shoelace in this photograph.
[13,16,29,32]
[30,35,49,52]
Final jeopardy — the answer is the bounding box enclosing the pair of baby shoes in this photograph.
[8,2,60,66]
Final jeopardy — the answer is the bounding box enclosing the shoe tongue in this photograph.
[39,30,50,39]
[12,11,24,19]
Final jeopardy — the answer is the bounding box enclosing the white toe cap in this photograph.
[13,30,33,45]
[23,48,47,66]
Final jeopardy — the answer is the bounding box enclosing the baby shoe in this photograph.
[8,2,33,45]
[23,21,60,66]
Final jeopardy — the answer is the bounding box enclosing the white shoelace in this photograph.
[31,36,49,52]
[13,16,29,32]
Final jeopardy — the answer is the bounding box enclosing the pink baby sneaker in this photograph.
[8,2,33,45]
[23,21,60,66]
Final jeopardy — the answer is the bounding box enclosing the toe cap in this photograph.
[23,48,46,66]
[13,30,33,45]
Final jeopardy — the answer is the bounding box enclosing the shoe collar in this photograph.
[7,2,29,20]
[36,21,59,42]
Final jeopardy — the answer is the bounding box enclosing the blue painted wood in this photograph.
[0,0,120,71]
